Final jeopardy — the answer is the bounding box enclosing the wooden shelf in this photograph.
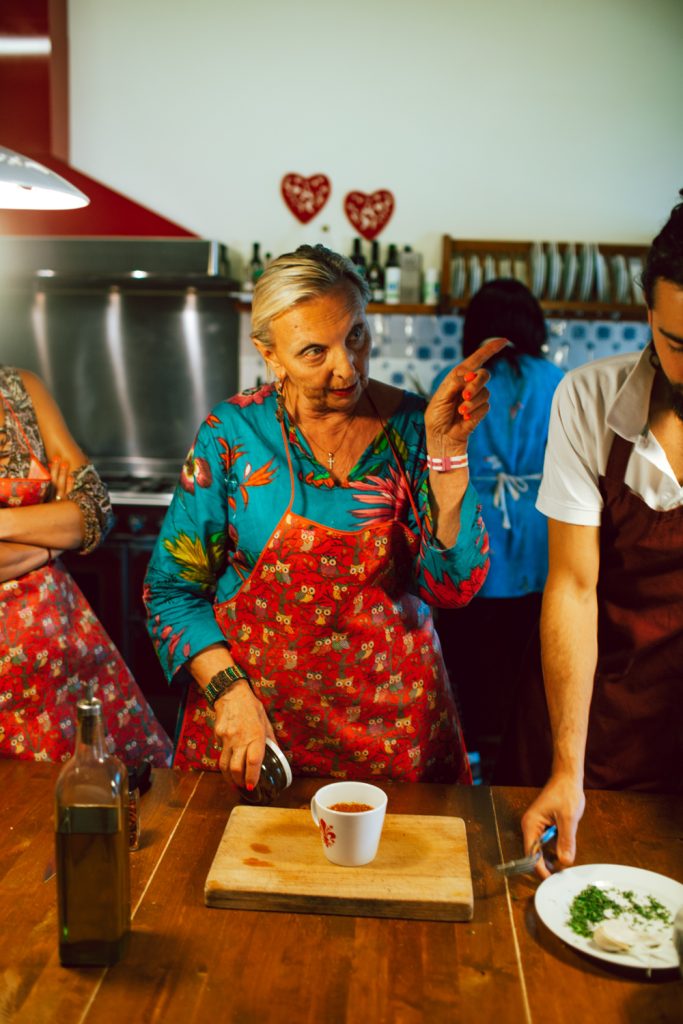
[444,298,647,320]
[440,236,649,321]
[235,299,440,316]
[367,302,439,315]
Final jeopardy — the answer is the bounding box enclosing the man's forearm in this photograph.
[540,580,598,782]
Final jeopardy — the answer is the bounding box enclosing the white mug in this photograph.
[310,781,387,867]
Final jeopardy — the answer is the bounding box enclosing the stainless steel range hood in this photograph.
[0,236,229,279]
[0,237,240,481]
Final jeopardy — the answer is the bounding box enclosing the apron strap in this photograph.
[0,389,48,469]
[604,432,634,484]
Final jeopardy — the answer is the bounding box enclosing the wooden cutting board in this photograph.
[204,806,473,921]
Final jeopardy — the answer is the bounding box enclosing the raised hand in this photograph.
[425,336,509,449]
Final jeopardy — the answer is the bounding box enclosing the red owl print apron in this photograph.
[175,416,471,782]
[0,394,172,767]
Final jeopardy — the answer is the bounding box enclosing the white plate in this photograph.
[629,256,645,305]
[451,256,466,299]
[468,254,482,295]
[594,249,609,302]
[546,242,561,300]
[483,254,497,283]
[577,243,594,302]
[611,254,629,303]
[535,863,683,971]
[530,242,546,298]
[561,243,578,301]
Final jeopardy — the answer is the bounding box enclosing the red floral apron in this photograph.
[496,433,683,791]
[0,394,172,767]
[175,417,471,783]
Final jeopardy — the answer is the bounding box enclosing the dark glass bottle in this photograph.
[350,237,367,277]
[55,684,130,967]
[239,738,292,806]
[367,241,385,302]
[248,242,264,287]
[384,243,401,304]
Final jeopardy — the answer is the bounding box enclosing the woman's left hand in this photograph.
[425,337,509,450]
[49,457,73,502]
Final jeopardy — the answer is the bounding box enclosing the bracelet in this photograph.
[204,665,251,709]
[426,453,469,473]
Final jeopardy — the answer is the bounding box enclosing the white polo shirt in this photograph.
[537,346,683,526]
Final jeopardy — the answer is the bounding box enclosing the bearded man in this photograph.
[503,190,683,875]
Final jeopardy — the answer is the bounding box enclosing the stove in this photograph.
[96,457,179,512]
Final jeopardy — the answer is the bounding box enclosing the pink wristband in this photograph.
[426,453,469,473]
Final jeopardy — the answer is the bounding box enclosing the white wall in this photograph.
[69,0,683,275]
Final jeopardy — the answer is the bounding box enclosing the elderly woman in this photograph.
[144,245,505,789]
[0,365,172,766]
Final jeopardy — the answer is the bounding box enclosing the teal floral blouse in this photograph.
[144,382,491,680]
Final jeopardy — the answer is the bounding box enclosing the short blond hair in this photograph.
[251,244,370,348]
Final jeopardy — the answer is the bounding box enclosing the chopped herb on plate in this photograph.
[567,884,672,939]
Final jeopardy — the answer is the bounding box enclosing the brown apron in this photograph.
[496,433,683,791]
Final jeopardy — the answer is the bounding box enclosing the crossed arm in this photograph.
[0,371,89,581]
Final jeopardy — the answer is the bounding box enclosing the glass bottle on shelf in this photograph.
[384,243,401,305]
[244,243,264,291]
[350,237,367,277]
[367,241,385,302]
[55,683,130,967]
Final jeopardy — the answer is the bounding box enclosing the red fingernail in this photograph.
[464,372,476,382]
[464,413,471,420]
[459,405,467,415]
[462,391,471,400]
[246,782,254,791]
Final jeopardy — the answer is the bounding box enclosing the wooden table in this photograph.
[1,761,681,1023]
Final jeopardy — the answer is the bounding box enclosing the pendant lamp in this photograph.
[0,145,89,210]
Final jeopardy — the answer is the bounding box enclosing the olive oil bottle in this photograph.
[55,683,130,966]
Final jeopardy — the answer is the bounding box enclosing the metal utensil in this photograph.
[496,825,558,877]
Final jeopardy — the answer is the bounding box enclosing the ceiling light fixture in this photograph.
[0,145,89,210]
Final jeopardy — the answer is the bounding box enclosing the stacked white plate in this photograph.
[561,243,578,301]
[594,248,610,302]
[468,254,483,295]
[546,242,562,300]
[611,254,630,303]
[451,256,466,299]
[530,242,546,298]
[629,256,646,304]
[483,254,497,283]
[576,243,595,301]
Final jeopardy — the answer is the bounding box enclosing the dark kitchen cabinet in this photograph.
[61,506,183,741]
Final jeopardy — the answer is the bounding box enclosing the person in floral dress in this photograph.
[145,245,506,789]
[0,366,172,767]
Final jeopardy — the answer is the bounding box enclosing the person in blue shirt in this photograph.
[432,278,564,781]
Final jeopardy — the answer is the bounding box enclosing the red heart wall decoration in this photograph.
[281,173,331,224]
[343,190,395,241]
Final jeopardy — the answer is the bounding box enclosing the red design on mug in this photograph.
[319,818,336,847]
[281,173,331,224]
[343,190,395,240]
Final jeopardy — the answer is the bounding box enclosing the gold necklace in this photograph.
[306,415,356,471]
[282,382,362,472]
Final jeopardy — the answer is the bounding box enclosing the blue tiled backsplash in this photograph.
[238,313,651,396]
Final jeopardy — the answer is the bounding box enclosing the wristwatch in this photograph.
[204,665,251,709]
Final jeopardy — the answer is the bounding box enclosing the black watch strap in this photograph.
[204,665,250,709]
